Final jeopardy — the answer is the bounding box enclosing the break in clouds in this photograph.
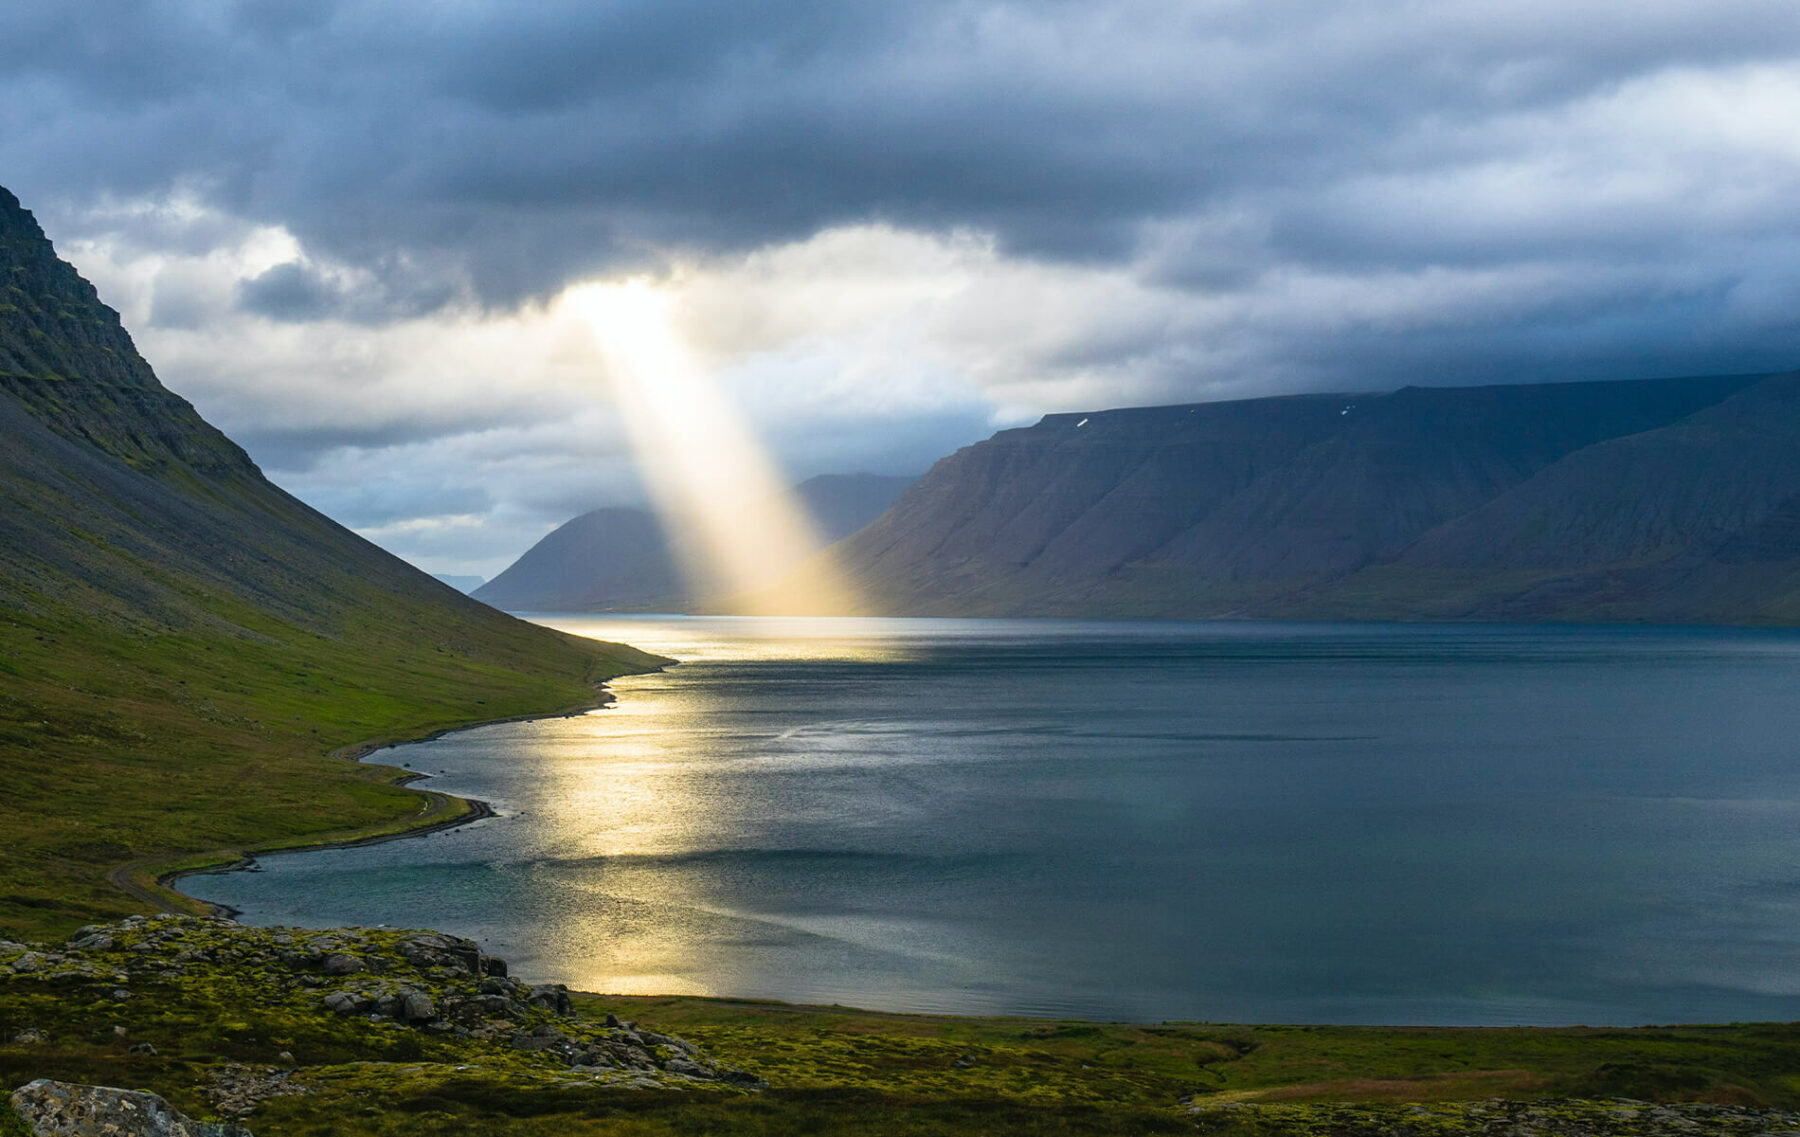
[6,0,1800,574]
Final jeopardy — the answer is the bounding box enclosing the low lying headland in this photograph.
[135,681,670,922]
[94,662,672,928]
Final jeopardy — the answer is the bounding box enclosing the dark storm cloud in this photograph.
[237,262,341,322]
[5,0,1800,394]
[235,259,459,323]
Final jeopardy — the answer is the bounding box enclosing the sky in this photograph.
[6,0,1800,578]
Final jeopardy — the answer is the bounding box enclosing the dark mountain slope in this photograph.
[0,185,663,938]
[1131,375,1763,610]
[1314,371,1800,622]
[474,472,914,612]
[837,396,1351,613]
[824,370,1797,621]
[474,507,681,612]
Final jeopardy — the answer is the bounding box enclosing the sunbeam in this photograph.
[564,279,864,615]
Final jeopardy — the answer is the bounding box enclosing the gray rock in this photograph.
[320,992,360,1014]
[527,985,573,1016]
[68,935,114,952]
[639,1030,695,1056]
[12,951,44,973]
[615,1045,657,1071]
[321,954,365,976]
[397,933,484,977]
[9,1078,254,1136]
[398,991,435,1023]
[663,1058,709,1078]
[10,1030,46,1045]
[129,1043,157,1056]
[510,1033,561,1052]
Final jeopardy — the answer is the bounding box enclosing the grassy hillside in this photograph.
[0,185,666,941]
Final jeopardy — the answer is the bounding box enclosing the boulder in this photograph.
[320,954,365,976]
[527,984,573,1016]
[397,933,484,977]
[9,1079,253,1136]
[398,990,435,1023]
[663,1058,709,1078]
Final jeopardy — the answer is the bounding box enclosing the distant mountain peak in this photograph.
[474,472,918,613]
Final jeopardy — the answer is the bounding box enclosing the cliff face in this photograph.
[0,186,251,477]
[0,184,659,937]
[825,371,1800,623]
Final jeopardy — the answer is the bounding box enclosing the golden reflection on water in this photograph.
[506,615,931,995]
[530,613,930,664]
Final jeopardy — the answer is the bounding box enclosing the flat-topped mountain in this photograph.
[474,472,915,612]
[825,371,1800,622]
[0,184,662,937]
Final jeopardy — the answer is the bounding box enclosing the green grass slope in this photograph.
[0,185,666,940]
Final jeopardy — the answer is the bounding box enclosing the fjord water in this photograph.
[187,618,1800,1025]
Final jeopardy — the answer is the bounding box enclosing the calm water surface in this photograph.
[184,617,1800,1025]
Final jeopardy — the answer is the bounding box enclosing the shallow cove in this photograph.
[183,617,1800,1025]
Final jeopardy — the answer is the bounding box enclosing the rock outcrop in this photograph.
[9,1079,251,1137]
[0,914,765,1110]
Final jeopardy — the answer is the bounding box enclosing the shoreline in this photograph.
[114,663,670,921]
[161,786,501,920]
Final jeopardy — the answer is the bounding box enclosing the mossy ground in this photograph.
[7,920,1800,1137]
[592,995,1800,1111]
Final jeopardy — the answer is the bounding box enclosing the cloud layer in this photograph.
[6,0,1800,574]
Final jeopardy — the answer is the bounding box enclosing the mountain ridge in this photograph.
[820,371,1800,622]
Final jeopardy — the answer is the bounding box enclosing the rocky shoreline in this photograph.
[2,914,763,1133]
